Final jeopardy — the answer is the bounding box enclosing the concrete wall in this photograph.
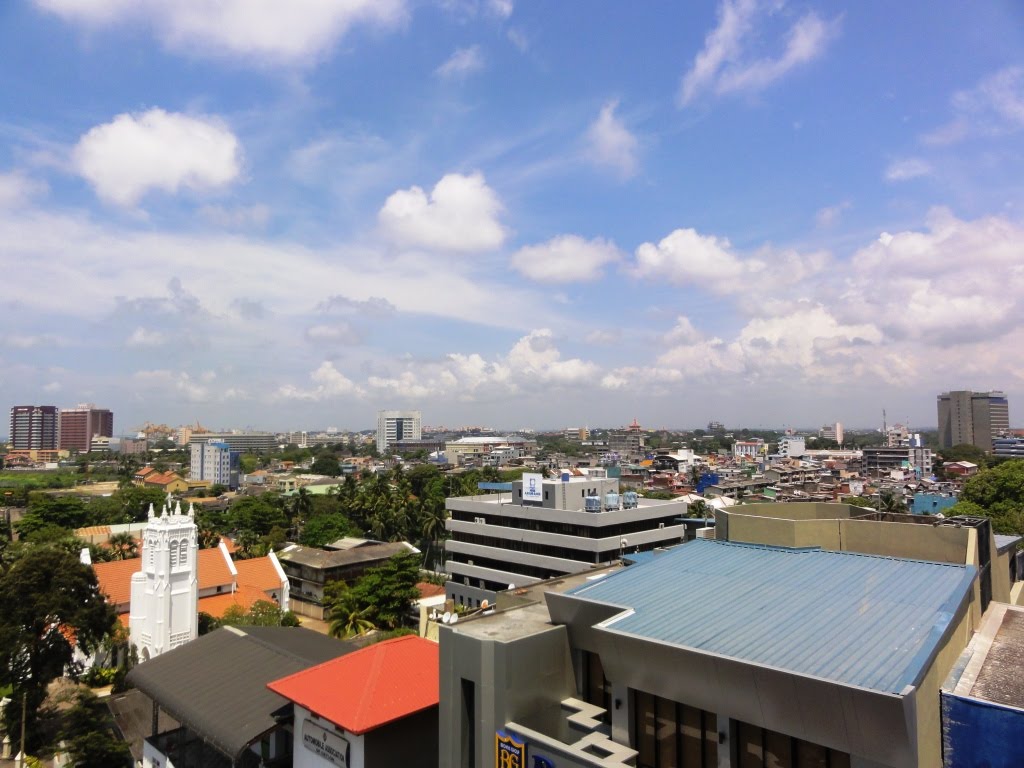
[839,519,971,564]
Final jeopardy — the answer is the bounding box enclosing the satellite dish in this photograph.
[450,613,459,625]
[480,599,489,610]
[441,611,451,624]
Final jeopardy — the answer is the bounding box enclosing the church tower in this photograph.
[129,496,199,660]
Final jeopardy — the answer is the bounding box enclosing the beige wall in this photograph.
[838,519,971,564]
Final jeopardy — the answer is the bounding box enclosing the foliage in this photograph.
[327,585,376,639]
[0,547,117,746]
[216,600,300,629]
[349,552,422,630]
[937,443,990,466]
[950,460,1024,536]
[300,514,357,548]
[311,452,342,477]
[61,689,132,768]
[878,489,906,514]
[227,496,288,536]
[842,496,876,509]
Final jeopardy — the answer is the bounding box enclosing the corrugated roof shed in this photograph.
[568,539,976,695]
[126,626,356,760]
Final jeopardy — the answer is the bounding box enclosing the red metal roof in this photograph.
[267,636,438,734]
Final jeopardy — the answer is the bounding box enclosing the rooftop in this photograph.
[946,603,1024,710]
[277,541,413,569]
[268,635,439,734]
[565,538,976,694]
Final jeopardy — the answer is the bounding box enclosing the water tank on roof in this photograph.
[604,492,620,511]
[561,472,571,482]
[622,491,639,509]
[584,496,602,512]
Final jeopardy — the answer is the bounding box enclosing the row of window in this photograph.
[450,509,681,538]
[451,532,621,564]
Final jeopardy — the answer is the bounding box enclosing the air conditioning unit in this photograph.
[696,527,715,539]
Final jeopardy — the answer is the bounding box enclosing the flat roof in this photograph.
[566,539,976,695]
[948,604,1024,710]
[277,541,412,569]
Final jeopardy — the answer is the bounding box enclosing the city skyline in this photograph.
[2,2,1023,430]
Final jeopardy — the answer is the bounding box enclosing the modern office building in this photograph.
[376,409,422,454]
[777,435,805,458]
[937,390,1010,452]
[819,422,844,444]
[863,445,933,476]
[439,538,980,768]
[58,404,113,453]
[189,439,241,489]
[444,471,692,607]
[9,404,58,450]
[992,436,1024,458]
[187,431,277,454]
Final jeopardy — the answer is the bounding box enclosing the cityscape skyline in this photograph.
[2,2,1023,430]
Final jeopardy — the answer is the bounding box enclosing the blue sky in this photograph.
[2,0,1023,434]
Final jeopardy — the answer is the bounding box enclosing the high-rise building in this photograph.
[937,391,1010,452]
[9,405,59,450]
[376,409,422,454]
[58,404,113,453]
[190,440,241,490]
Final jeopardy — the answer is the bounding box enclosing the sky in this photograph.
[1,1,1023,435]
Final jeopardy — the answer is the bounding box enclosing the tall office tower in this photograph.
[376,409,422,454]
[59,404,114,453]
[937,391,1010,452]
[9,405,59,450]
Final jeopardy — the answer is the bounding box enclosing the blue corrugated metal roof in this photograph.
[568,539,976,694]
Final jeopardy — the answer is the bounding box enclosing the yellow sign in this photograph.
[496,731,525,768]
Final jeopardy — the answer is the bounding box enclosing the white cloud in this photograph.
[277,361,364,401]
[679,0,838,106]
[3,334,66,349]
[199,204,271,229]
[0,171,47,208]
[378,172,506,252]
[506,329,599,384]
[305,323,359,344]
[585,101,639,178]
[132,369,218,402]
[73,109,241,206]
[924,66,1024,146]
[584,329,620,346]
[664,316,702,345]
[435,45,485,80]
[506,28,528,52]
[884,157,931,182]
[126,327,167,347]
[510,235,622,283]
[43,381,62,393]
[487,0,513,18]
[815,201,850,228]
[35,0,407,65]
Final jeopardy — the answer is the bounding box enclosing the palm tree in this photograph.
[688,499,711,519]
[328,595,375,639]
[107,532,138,560]
[879,489,906,514]
[418,497,448,570]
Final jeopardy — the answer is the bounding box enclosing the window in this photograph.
[461,679,476,768]
[632,689,717,768]
[179,540,188,566]
[735,721,850,768]
[169,539,178,568]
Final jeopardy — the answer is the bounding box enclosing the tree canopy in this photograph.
[948,459,1024,537]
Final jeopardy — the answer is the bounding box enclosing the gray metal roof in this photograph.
[277,541,412,569]
[568,539,976,694]
[993,534,1022,553]
[126,626,356,759]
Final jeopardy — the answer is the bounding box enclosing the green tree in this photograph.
[0,548,116,746]
[107,531,138,560]
[950,460,1024,536]
[878,489,906,514]
[350,552,421,630]
[311,452,342,477]
[327,584,376,639]
[60,690,132,768]
[228,496,288,536]
[300,515,356,548]
[219,600,300,628]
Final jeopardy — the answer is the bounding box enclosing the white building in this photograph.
[376,410,422,454]
[819,422,844,444]
[445,472,691,607]
[733,439,765,460]
[778,435,806,459]
[130,499,199,661]
[189,439,239,489]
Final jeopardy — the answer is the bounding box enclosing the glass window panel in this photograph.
[739,722,764,768]
[703,712,718,767]
[657,697,677,768]
[680,704,702,768]
[764,729,792,768]
[795,740,827,768]
[828,749,851,768]
[634,691,656,768]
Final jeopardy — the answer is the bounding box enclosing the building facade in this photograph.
[444,472,692,607]
[376,410,422,454]
[8,405,58,450]
[937,390,1010,452]
[190,439,241,489]
[58,404,113,453]
[187,431,277,453]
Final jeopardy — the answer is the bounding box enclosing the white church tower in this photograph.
[129,496,199,661]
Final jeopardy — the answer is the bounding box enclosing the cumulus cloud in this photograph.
[815,201,850,228]
[510,235,621,282]
[199,204,271,229]
[664,316,702,345]
[435,45,485,79]
[884,157,931,182]
[679,0,839,106]
[35,0,407,64]
[73,109,241,206]
[277,361,364,401]
[0,171,47,208]
[923,66,1024,146]
[631,226,828,295]
[488,0,513,18]
[585,101,639,178]
[378,172,506,252]
[305,323,360,344]
[126,327,167,347]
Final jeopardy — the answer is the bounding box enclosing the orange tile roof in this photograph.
[267,636,439,734]
[198,586,277,619]
[92,547,235,608]
[76,525,112,537]
[135,467,156,477]
[234,557,282,593]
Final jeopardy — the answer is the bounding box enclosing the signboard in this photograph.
[496,731,525,768]
[522,473,543,503]
[303,719,349,767]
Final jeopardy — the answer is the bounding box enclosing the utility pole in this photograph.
[18,692,26,768]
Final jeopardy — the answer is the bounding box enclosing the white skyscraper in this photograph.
[129,497,199,661]
[376,409,422,454]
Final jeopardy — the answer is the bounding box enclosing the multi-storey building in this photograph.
[778,435,805,458]
[937,390,1010,452]
[376,409,422,454]
[58,404,113,453]
[189,440,240,489]
[863,445,933,476]
[444,472,691,607]
[819,421,844,444]
[9,405,59,450]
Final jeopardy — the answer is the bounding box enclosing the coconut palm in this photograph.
[328,594,375,639]
[107,532,138,560]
